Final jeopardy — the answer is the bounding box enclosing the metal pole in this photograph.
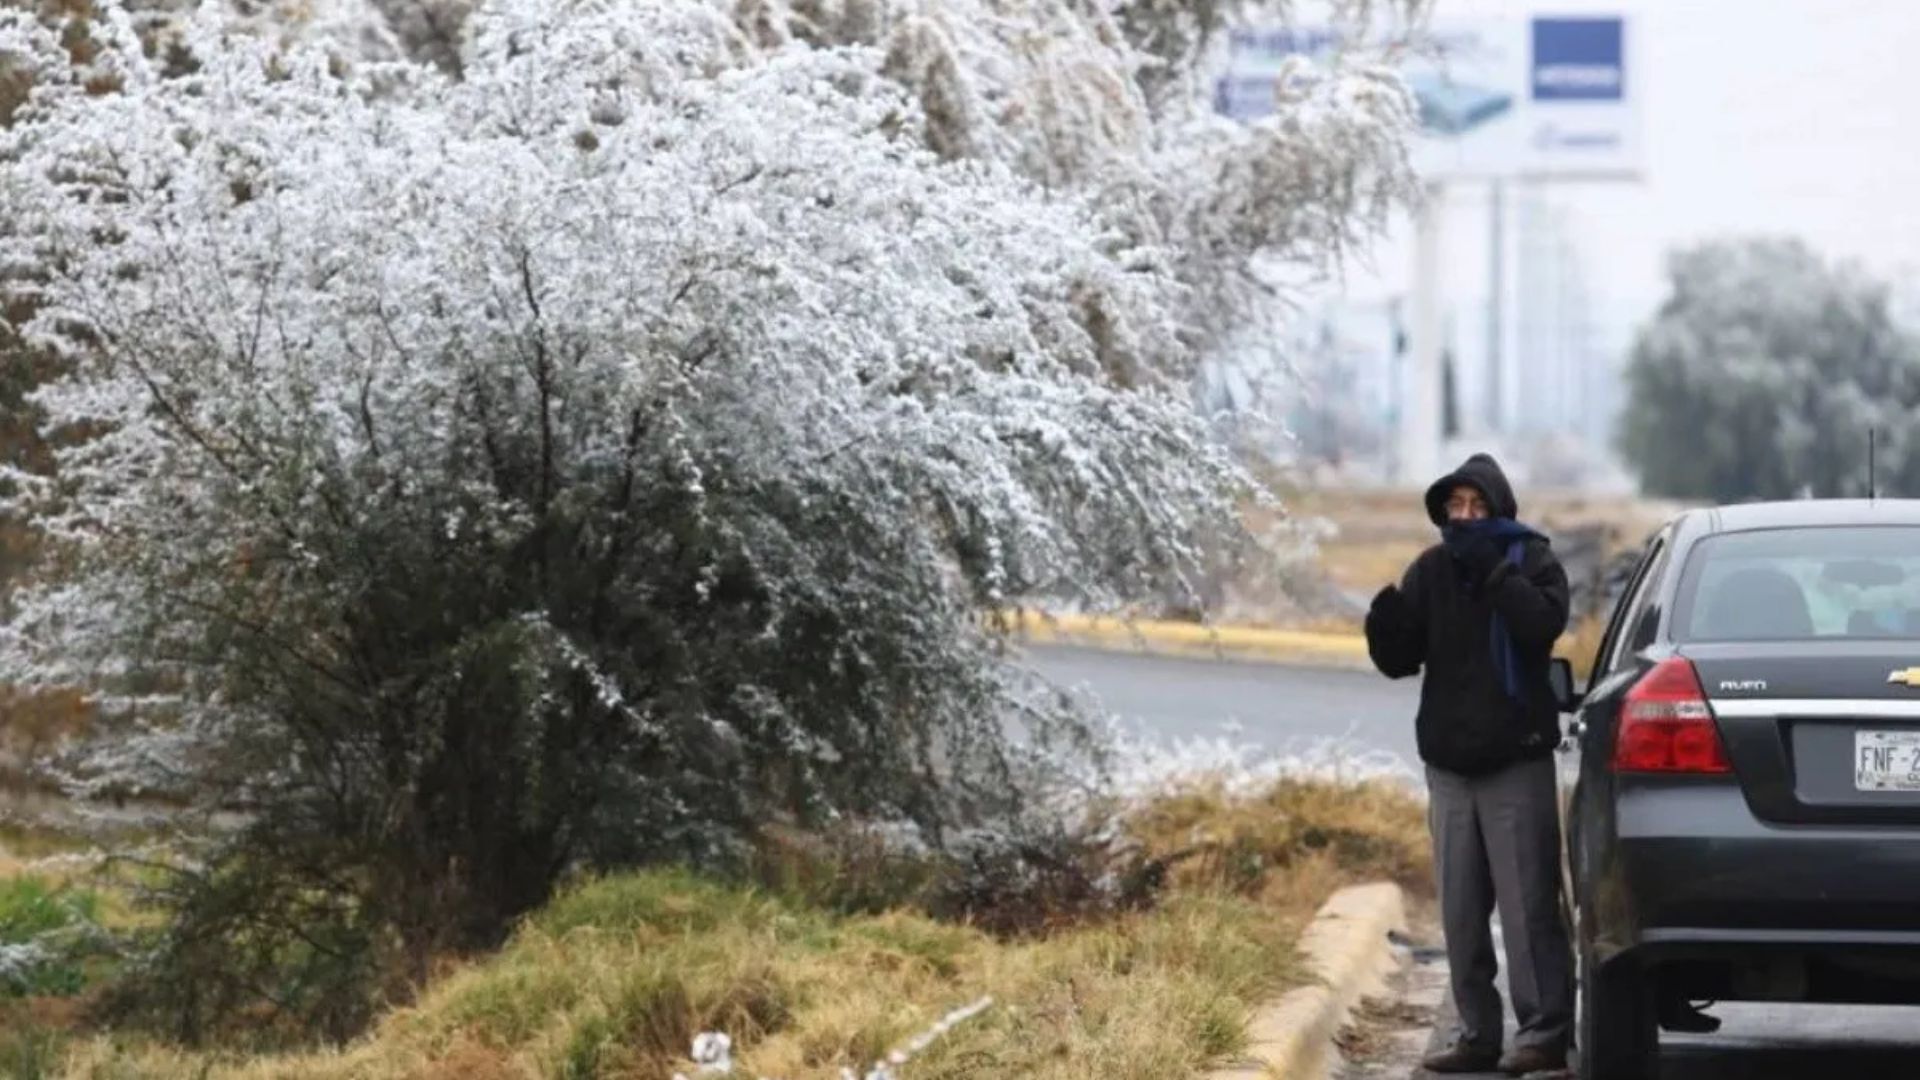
[1401,180,1445,486]
[1870,429,1879,500]
[1386,299,1405,482]
[1486,179,1505,435]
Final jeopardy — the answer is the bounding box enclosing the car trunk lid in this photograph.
[1688,642,1920,825]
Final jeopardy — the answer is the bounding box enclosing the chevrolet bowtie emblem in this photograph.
[1889,668,1920,687]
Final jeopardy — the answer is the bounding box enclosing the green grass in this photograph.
[54,777,1429,1079]
[0,877,102,998]
[0,824,89,865]
[0,1023,67,1080]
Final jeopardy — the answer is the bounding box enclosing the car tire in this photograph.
[1577,934,1657,1080]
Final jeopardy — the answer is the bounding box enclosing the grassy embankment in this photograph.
[0,776,1428,1080]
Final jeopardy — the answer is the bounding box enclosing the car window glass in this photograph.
[1603,538,1669,675]
[1676,526,1920,642]
[1589,542,1653,678]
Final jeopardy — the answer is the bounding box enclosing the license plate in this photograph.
[1855,730,1920,791]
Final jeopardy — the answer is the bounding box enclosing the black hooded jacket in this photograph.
[1365,454,1571,776]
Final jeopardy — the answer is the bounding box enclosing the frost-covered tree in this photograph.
[681,0,1426,364]
[0,0,1419,1037]
[0,0,1310,1033]
[1,1,1420,647]
[18,0,1421,366]
[1619,238,1920,501]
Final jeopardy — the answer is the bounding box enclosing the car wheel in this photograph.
[1577,932,1657,1080]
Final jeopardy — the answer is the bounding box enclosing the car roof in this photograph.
[1686,499,1920,534]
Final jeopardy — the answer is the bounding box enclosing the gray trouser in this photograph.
[1427,756,1574,1053]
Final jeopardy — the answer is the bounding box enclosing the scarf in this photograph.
[1443,517,1542,704]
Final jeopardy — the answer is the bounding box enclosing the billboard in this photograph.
[1215,14,1642,180]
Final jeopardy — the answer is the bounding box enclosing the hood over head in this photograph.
[1424,453,1518,526]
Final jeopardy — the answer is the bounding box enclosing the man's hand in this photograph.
[1368,584,1411,627]
[1445,531,1505,583]
[1365,581,1424,678]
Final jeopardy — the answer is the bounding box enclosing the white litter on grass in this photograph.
[673,996,994,1080]
[841,995,995,1080]
[690,1031,732,1073]
[897,994,995,1060]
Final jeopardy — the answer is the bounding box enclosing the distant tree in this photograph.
[1618,238,1920,502]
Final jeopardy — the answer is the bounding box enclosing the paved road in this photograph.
[1654,1005,1920,1079]
[1018,645,1920,1079]
[1413,994,1920,1079]
[1022,644,1422,769]
[1411,950,1920,1079]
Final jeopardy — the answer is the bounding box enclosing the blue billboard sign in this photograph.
[1215,12,1642,179]
[1531,18,1624,102]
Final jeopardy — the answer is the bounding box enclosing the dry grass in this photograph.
[0,842,34,882]
[47,777,1430,1080]
[1290,487,1672,573]
[1126,776,1432,906]
[1555,614,1608,682]
[56,878,1295,1080]
[0,685,94,761]
[1315,540,1426,606]
[0,823,106,896]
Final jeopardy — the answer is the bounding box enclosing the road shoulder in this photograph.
[1204,883,1410,1080]
[1010,610,1372,669]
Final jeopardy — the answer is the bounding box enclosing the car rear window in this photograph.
[1674,526,1920,642]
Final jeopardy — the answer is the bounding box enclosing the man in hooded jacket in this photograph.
[1366,453,1574,1076]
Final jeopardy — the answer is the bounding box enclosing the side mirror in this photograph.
[1548,657,1582,713]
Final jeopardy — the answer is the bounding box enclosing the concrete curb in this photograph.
[1206,882,1410,1080]
[1009,611,1371,670]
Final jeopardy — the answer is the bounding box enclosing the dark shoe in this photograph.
[1497,1043,1568,1076]
[1658,996,1722,1033]
[1422,1041,1502,1073]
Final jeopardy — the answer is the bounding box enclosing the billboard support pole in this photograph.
[1486,178,1505,434]
[1401,179,1445,486]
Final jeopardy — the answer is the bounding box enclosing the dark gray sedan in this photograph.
[1557,499,1920,1080]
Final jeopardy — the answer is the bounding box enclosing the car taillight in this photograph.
[1611,657,1733,774]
